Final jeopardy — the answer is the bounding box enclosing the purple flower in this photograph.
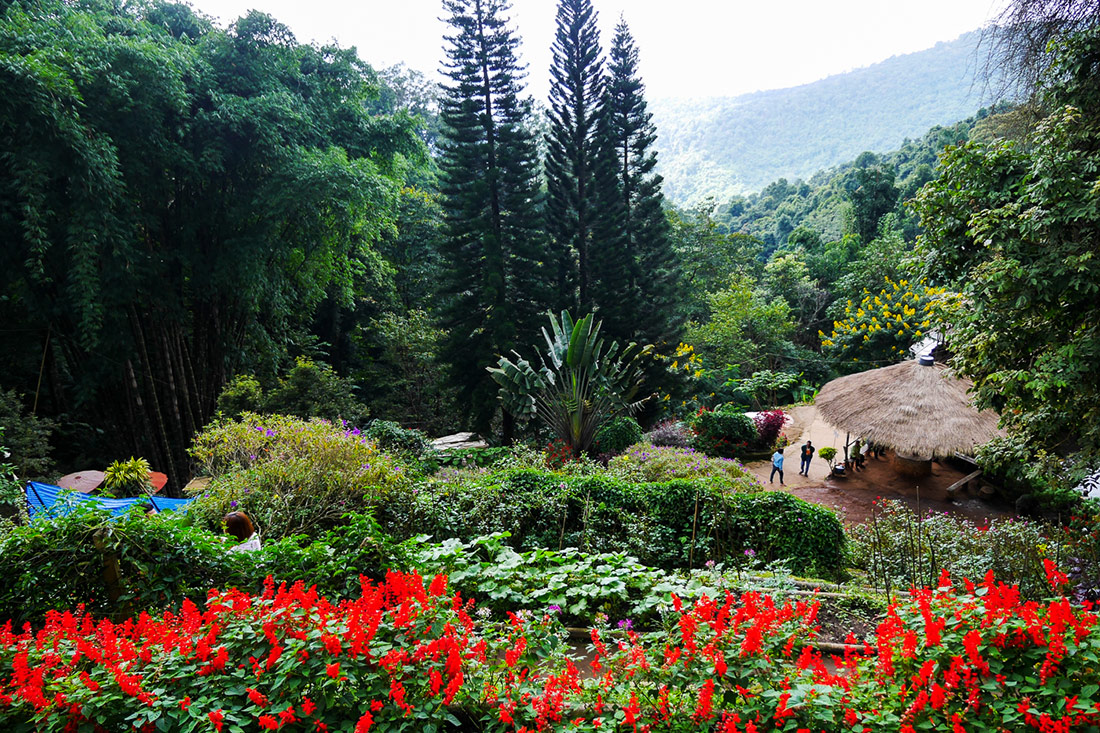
[744,548,756,558]
[617,619,633,631]
[230,500,238,509]
[547,605,561,613]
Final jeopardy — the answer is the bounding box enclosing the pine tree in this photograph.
[593,19,681,347]
[437,0,548,434]
[545,0,604,312]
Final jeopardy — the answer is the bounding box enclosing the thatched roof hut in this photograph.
[815,357,1003,458]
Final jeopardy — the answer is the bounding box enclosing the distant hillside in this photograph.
[651,30,993,204]
[716,110,1008,252]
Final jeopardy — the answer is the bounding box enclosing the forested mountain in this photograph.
[715,108,1010,252]
[651,30,993,203]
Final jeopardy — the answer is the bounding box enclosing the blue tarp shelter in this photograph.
[25,482,194,520]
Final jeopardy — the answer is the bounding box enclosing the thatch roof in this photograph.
[815,359,1003,457]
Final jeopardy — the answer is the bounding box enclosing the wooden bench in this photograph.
[945,469,983,499]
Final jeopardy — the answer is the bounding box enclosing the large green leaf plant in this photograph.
[489,312,652,456]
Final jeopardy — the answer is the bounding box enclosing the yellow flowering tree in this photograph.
[819,277,958,367]
[653,342,710,414]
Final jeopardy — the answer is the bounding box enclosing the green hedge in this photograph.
[384,468,845,576]
[690,406,757,458]
[0,506,407,626]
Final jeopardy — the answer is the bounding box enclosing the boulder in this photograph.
[431,432,488,451]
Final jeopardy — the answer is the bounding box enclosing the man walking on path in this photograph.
[770,448,785,485]
[799,440,814,476]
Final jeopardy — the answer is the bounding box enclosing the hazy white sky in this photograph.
[193,0,1007,100]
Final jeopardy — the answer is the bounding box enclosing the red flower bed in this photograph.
[1,563,1098,731]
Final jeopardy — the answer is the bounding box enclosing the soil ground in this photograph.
[743,405,1014,527]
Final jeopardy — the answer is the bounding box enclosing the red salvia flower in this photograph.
[693,678,715,722]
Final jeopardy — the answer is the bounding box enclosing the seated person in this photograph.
[851,440,865,471]
[223,511,261,553]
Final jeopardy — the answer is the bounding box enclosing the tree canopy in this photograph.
[914,29,1100,454]
[0,0,421,487]
[436,0,549,435]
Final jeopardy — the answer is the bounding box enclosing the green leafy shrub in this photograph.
[0,506,409,626]
[385,468,844,576]
[102,456,152,495]
[356,309,457,436]
[243,512,411,601]
[364,419,432,457]
[0,504,238,625]
[0,429,24,530]
[213,359,368,425]
[608,444,763,494]
[976,436,1084,513]
[0,389,54,480]
[818,446,838,463]
[727,370,815,409]
[264,357,368,424]
[1060,501,1100,603]
[689,405,757,458]
[847,499,1055,599]
[214,374,264,419]
[188,413,410,538]
[593,415,643,455]
[435,446,511,470]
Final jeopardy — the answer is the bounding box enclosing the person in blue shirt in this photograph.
[770,448,785,485]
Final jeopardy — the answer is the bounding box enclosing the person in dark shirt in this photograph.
[799,440,815,476]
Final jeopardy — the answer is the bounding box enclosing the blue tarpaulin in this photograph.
[25,481,193,520]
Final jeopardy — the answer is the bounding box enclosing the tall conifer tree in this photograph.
[437,0,547,434]
[592,19,681,347]
[545,0,604,311]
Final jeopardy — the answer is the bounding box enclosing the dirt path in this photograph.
[744,405,1013,526]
